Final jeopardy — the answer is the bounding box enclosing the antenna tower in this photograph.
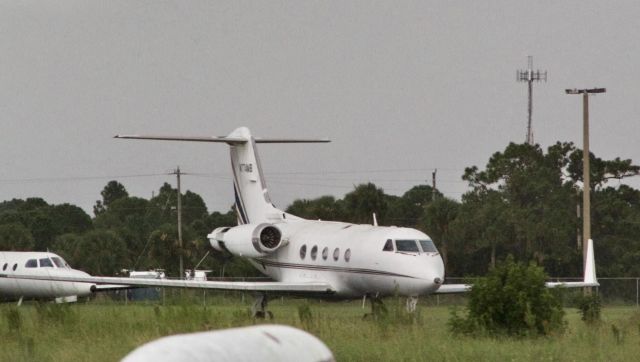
[517,56,547,145]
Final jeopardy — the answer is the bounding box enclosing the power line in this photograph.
[0,173,167,184]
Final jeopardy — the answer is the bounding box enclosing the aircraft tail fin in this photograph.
[116,127,330,225]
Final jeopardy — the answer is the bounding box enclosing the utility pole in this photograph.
[565,87,606,272]
[517,56,547,145]
[170,166,184,280]
[432,169,437,201]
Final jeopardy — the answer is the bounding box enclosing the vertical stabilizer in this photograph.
[227,127,281,224]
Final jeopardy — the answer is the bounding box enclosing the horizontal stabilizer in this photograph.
[114,135,248,144]
[254,138,330,143]
[115,135,330,144]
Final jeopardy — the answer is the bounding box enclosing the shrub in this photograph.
[297,303,313,328]
[4,307,22,332]
[449,256,565,337]
[611,324,624,345]
[36,302,76,324]
[576,293,601,323]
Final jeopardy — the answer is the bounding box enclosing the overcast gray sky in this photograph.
[1,1,639,215]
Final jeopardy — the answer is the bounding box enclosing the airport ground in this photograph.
[1,292,639,362]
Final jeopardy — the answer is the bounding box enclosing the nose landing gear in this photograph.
[362,294,420,319]
[405,296,418,313]
[252,293,273,319]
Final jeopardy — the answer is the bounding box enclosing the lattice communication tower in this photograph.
[517,56,547,145]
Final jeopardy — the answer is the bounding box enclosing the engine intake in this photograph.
[256,225,281,250]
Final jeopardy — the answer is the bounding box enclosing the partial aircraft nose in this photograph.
[416,253,445,295]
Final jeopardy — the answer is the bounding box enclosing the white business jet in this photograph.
[0,251,122,304]
[3,127,598,316]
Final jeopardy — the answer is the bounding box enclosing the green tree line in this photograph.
[0,141,638,278]
[287,142,640,278]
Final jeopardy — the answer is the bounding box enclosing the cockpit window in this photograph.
[39,258,54,268]
[52,257,68,268]
[25,259,38,268]
[419,239,438,253]
[395,240,420,253]
[383,239,394,252]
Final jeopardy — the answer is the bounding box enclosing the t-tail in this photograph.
[115,127,330,225]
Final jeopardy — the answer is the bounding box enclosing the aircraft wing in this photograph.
[544,281,599,288]
[434,284,472,294]
[0,273,335,295]
[92,284,137,292]
[436,239,598,294]
[434,280,599,294]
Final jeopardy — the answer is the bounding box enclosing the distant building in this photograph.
[127,269,165,301]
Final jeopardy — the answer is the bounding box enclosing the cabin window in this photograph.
[333,248,340,261]
[344,248,351,262]
[39,258,54,268]
[395,239,420,253]
[311,245,318,260]
[12,263,17,271]
[52,257,66,268]
[322,247,329,260]
[300,245,307,259]
[25,259,37,268]
[419,239,438,253]
[382,239,394,252]
[2,263,7,271]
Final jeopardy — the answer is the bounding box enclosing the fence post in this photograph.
[636,278,639,308]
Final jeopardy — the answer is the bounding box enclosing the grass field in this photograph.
[1,293,639,361]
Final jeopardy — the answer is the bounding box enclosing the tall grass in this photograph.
[1,293,639,361]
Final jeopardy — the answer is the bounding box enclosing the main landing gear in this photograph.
[362,293,387,319]
[252,293,273,319]
[362,293,420,319]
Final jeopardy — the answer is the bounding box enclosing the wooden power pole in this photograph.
[565,87,606,271]
[170,166,184,279]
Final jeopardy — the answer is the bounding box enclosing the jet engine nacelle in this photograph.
[207,223,284,258]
